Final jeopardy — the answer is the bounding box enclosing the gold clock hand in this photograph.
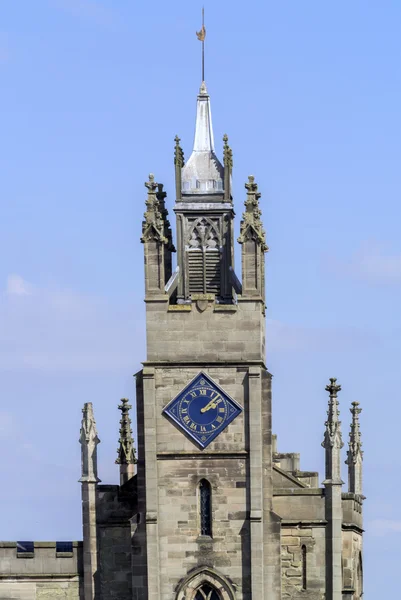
[200,397,222,413]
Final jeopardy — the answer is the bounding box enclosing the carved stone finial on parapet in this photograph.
[238,175,268,251]
[322,378,344,487]
[157,183,175,253]
[322,378,343,449]
[141,174,166,244]
[116,398,137,486]
[174,135,185,199]
[223,134,233,202]
[79,402,100,483]
[345,402,364,496]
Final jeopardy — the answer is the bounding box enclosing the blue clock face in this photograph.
[163,372,242,448]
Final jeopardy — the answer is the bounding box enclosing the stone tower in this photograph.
[0,50,365,600]
[135,77,279,600]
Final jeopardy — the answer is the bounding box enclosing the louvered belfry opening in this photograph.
[187,217,221,296]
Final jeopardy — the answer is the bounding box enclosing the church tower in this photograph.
[134,68,281,598]
[0,19,366,600]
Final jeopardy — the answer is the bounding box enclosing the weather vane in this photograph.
[196,7,206,83]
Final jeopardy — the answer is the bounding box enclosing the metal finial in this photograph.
[196,7,206,83]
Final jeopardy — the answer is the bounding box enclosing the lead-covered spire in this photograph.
[181,83,224,195]
[345,402,364,496]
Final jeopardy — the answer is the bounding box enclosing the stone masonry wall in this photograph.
[281,526,325,599]
[96,485,136,600]
[0,542,82,600]
[155,365,250,600]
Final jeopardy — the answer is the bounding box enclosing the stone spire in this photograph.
[238,176,268,251]
[322,378,344,600]
[181,83,224,194]
[79,402,100,483]
[345,402,364,496]
[116,398,137,486]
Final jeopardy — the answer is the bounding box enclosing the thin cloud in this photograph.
[0,34,10,64]
[0,412,15,439]
[6,274,32,296]
[325,240,401,285]
[51,0,118,28]
[267,319,379,353]
[0,275,144,373]
[368,519,401,536]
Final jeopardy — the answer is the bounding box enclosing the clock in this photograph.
[162,372,242,448]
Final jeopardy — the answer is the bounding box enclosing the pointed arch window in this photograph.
[194,584,221,600]
[199,479,212,537]
[187,218,221,296]
[302,545,307,590]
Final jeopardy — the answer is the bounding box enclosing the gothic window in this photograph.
[199,479,212,536]
[194,584,220,600]
[187,218,221,296]
[302,545,307,590]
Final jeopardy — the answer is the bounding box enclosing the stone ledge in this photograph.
[168,304,192,312]
[281,520,327,527]
[143,360,269,369]
[0,574,81,580]
[157,451,248,460]
[213,304,238,312]
[274,488,323,496]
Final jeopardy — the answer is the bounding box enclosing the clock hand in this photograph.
[200,397,222,413]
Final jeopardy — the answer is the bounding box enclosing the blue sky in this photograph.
[1,1,400,597]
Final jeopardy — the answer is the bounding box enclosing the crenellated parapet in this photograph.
[238,175,268,301]
[115,398,137,486]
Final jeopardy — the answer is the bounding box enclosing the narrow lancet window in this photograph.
[199,479,212,536]
[302,545,307,590]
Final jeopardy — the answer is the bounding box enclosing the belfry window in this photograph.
[187,218,221,296]
[199,479,212,536]
[194,584,220,600]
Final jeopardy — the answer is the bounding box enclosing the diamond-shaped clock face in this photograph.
[162,372,242,449]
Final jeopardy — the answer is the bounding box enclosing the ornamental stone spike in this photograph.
[116,398,137,485]
[79,402,100,600]
[238,175,268,251]
[345,401,364,496]
[223,134,233,202]
[79,402,100,483]
[322,378,344,449]
[157,183,175,253]
[322,379,344,600]
[322,377,344,484]
[141,173,167,244]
